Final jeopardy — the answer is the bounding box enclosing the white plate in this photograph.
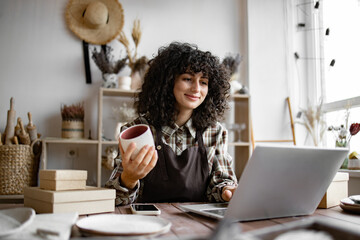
[76,214,171,236]
[0,207,36,237]
[341,197,360,207]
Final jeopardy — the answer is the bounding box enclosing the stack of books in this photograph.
[24,169,115,215]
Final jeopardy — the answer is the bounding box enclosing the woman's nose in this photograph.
[191,80,200,92]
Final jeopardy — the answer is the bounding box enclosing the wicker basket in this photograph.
[0,142,40,195]
[61,120,84,139]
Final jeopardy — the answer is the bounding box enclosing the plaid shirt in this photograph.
[105,116,237,205]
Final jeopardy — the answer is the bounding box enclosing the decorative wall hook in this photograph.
[330,59,336,66]
[298,23,306,27]
[314,1,320,9]
[325,28,330,36]
[294,52,300,60]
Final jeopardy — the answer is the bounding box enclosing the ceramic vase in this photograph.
[102,73,118,88]
[336,140,348,169]
[118,76,131,90]
[130,71,143,91]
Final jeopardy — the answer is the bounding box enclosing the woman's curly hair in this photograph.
[135,42,230,131]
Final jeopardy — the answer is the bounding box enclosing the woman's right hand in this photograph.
[119,142,158,189]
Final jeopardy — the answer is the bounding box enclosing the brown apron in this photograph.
[139,128,209,202]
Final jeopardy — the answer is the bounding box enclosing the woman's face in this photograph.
[173,72,209,114]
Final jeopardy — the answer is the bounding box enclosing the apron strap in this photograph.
[195,130,207,157]
[155,128,169,181]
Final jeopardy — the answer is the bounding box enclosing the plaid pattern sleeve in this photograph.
[104,116,152,206]
[203,122,238,202]
[104,164,140,206]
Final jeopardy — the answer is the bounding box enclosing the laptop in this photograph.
[180,144,349,222]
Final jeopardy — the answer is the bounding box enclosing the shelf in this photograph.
[40,138,99,171]
[339,169,360,178]
[42,137,98,144]
[231,94,250,99]
[101,140,118,145]
[101,88,139,97]
[0,194,24,203]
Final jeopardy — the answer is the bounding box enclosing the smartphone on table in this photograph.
[130,204,161,215]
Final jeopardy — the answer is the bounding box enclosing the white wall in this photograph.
[248,0,293,142]
[0,0,246,185]
[247,0,309,146]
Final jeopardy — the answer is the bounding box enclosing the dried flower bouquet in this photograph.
[295,99,326,146]
[61,102,84,121]
[91,45,127,74]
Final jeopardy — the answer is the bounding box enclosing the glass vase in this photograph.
[336,140,348,169]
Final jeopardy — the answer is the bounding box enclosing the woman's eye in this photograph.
[183,78,192,81]
[201,80,208,85]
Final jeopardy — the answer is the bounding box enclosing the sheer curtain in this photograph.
[320,0,360,151]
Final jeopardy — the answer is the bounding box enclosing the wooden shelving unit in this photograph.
[230,94,251,178]
[41,88,251,187]
[96,88,139,187]
[41,138,98,170]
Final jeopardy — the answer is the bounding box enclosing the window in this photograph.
[322,0,360,103]
[318,0,360,152]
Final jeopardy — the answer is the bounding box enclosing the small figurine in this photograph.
[102,146,118,170]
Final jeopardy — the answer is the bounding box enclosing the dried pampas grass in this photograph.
[295,99,326,146]
[132,19,142,48]
[118,18,146,72]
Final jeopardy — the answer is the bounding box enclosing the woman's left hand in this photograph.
[221,185,237,202]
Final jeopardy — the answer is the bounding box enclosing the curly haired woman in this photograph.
[106,42,238,205]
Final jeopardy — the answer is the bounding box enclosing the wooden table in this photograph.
[1,202,360,239]
[77,203,360,239]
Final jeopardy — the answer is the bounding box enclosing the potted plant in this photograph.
[328,122,360,169]
[61,102,85,139]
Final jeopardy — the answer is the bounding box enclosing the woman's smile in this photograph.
[185,94,200,101]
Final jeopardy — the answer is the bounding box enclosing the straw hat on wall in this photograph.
[65,0,124,45]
